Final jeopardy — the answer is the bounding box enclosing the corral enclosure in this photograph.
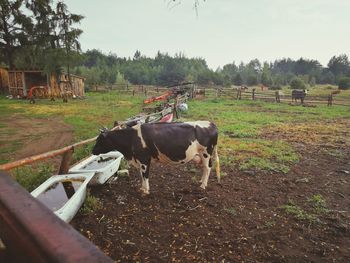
[0,86,349,262]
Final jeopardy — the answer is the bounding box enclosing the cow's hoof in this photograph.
[141,191,150,196]
[139,187,150,196]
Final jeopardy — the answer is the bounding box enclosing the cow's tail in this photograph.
[213,145,221,183]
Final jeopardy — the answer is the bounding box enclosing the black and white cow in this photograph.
[292,89,308,104]
[92,121,220,194]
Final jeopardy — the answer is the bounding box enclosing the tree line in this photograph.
[76,50,350,90]
[1,1,350,90]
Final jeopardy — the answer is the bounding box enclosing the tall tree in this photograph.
[233,73,243,86]
[0,0,32,67]
[327,54,350,78]
[261,62,272,86]
[55,1,84,81]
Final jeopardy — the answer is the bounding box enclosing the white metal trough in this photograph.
[69,151,124,185]
[31,173,95,223]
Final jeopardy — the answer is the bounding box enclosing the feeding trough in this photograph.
[69,151,123,184]
[31,173,95,223]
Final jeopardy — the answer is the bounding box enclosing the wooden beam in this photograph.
[0,137,98,171]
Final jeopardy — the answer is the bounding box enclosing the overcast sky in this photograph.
[64,0,350,69]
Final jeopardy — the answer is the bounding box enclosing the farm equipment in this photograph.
[126,83,193,128]
[27,86,49,103]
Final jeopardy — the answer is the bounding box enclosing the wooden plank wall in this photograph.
[0,68,9,94]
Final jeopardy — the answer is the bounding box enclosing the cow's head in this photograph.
[92,127,133,158]
[92,128,114,155]
[303,89,308,94]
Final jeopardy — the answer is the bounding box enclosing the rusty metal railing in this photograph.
[0,171,113,263]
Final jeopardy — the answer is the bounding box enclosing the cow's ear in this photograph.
[99,127,109,133]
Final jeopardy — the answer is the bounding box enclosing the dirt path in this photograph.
[71,120,350,262]
[0,115,74,164]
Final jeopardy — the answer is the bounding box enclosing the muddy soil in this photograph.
[72,130,350,262]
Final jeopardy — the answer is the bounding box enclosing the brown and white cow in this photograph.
[92,121,220,194]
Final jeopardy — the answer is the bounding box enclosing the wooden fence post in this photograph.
[132,90,135,96]
[252,88,256,100]
[144,88,147,97]
[236,89,241,100]
[328,94,333,106]
[203,88,206,97]
[275,91,280,103]
[58,148,75,198]
[173,96,179,119]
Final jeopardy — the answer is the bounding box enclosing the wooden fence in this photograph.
[192,87,350,107]
[94,85,350,107]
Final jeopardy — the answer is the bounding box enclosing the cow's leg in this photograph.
[139,161,151,195]
[200,153,212,189]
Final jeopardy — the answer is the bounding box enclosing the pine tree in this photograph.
[0,0,32,67]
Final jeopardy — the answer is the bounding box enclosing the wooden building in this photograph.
[1,68,85,98]
[0,67,9,94]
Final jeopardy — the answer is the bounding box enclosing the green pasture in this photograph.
[182,97,350,173]
[0,88,349,190]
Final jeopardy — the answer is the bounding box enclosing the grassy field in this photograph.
[182,98,350,173]
[0,87,349,189]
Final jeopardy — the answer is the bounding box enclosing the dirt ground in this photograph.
[71,120,350,262]
[2,115,349,262]
[0,115,73,165]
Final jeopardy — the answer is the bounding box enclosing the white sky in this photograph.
[64,0,350,69]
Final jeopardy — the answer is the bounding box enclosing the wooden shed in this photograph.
[0,67,9,94]
[4,69,85,98]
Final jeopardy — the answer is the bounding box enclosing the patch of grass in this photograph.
[223,207,237,216]
[219,136,299,173]
[0,140,23,155]
[264,220,276,228]
[323,148,345,158]
[191,175,198,183]
[181,97,350,173]
[281,195,329,223]
[73,143,95,163]
[14,163,54,192]
[308,194,329,214]
[118,158,129,170]
[80,190,102,215]
[281,200,316,222]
